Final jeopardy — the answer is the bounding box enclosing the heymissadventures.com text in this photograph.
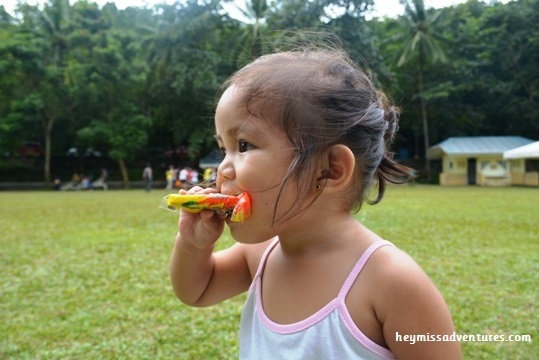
[395,332,532,344]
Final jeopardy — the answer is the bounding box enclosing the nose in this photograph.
[216,155,235,190]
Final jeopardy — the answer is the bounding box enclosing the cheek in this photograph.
[235,151,295,218]
[236,160,285,193]
[251,179,299,227]
[236,169,283,224]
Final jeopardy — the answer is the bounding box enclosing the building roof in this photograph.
[199,149,223,168]
[503,141,539,159]
[428,136,534,160]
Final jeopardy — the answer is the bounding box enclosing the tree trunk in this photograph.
[418,44,431,181]
[414,124,421,160]
[118,158,129,189]
[43,115,56,189]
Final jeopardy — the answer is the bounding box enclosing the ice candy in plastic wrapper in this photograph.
[160,192,251,222]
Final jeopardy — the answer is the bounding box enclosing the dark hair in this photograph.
[222,48,414,222]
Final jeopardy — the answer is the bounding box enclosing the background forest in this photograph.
[0,0,538,187]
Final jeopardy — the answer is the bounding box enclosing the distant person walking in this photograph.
[142,163,153,192]
[165,165,176,190]
[178,167,188,189]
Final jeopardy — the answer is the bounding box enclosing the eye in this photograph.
[238,140,254,153]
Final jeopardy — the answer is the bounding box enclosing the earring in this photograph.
[316,185,322,190]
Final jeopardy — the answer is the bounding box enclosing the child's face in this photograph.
[214,86,297,243]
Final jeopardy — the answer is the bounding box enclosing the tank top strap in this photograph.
[249,237,280,291]
[338,240,395,299]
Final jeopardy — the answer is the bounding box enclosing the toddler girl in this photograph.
[170,48,461,359]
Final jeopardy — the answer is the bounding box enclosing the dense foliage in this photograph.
[0,0,537,186]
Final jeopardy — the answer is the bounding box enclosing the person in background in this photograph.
[166,165,177,190]
[81,175,91,190]
[178,167,188,189]
[53,178,61,191]
[99,168,108,190]
[142,163,153,192]
[188,168,199,184]
[71,172,81,186]
[203,167,214,181]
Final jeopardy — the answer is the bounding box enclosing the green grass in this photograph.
[1,186,537,359]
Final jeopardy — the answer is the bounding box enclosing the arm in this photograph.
[169,187,259,307]
[372,248,462,359]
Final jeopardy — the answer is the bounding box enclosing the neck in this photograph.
[276,210,364,258]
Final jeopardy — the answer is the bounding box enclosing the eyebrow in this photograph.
[214,121,263,143]
[214,129,237,144]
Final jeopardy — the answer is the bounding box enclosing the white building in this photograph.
[427,136,535,186]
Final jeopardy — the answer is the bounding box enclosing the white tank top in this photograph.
[239,239,396,360]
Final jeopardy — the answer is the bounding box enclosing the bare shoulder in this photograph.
[365,244,462,359]
[367,244,433,293]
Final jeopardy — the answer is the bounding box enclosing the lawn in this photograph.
[1,186,537,359]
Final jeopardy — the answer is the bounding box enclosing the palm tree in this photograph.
[397,0,447,181]
[232,0,269,65]
[36,0,71,187]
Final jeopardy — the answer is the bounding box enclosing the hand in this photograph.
[177,186,226,249]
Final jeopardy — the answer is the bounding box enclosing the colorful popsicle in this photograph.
[162,192,251,222]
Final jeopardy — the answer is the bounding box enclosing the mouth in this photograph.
[218,192,252,224]
[230,192,251,222]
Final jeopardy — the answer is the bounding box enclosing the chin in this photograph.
[227,222,271,245]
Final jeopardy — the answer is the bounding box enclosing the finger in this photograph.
[199,209,216,221]
[187,186,204,194]
[215,211,227,220]
[197,187,220,195]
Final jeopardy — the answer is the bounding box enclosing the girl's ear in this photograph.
[318,144,355,193]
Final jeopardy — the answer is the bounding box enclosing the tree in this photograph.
[142,0,225,164]
[225,0,271,66]
[416,0,539,141]
[37,0,73,186]
[325,0,390,84]
[0,13,21,155]
[476,0,539,138]
[395,0,447,180]
[0,1,73,186]
[2,0,536,185]
[71,6,151,188]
